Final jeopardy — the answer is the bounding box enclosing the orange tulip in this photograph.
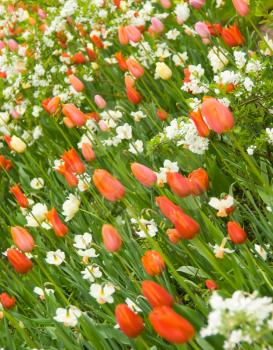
[71,52,86,64]
[93,169,125,201]
[7,248,33,274]
[0,154,12,171]
[221,24,244,47]
[62,148,86,174]
[42,96,60,114]
[149,306,195,344]
[156,109,168,121]
[91,35,104,49]
[201,97,234,134]
[125,76,142,104]
[189,109,210,137]
[46,208,69,237]
[131,163,157,187]
[115,304,144,338]
[188,168,209,195]
[232,0,249,16]
[0,293,16,309]
[102,224,122,252]
[142,250,165,276]
[62,103,87,127]
[167,228,181,244]
[11,226,35,252]
[167,172,192,198]
[141,280,174,308]
[68,74,85,92]
[81,143,96,162]
[57,164,78,187]
[205,279,218,290]
[118,26,129,45]
[10,184,29,208]
[126,58,144,79]
[227,221,247,244]
[115,52,128,71]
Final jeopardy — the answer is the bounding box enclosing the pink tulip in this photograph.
[151,18,165,33]
[160,0,171,8]
[81,143,96,162]
[189,0,205,9]
[7,39,18,52]
[126,58,144,79]
[37,8,47,18]
[98,120,109,131]
[125,26,142,42]
[94,95,106,109]
[201,98,234,134]
[232,0,249,16]
[62,103,87,127]
[131,163,157,187]
[102,224,122,252]
[69,75,85,92]
[195,22,210,39]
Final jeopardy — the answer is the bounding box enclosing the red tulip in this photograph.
[190,109,210,137]
[131,163,157,187]
[125,76,142,104]
[62,148,86,174]
[142,250,165,276]
[149,306,195,344]
[62,103,87,127]
[115,52,128,71]
[10,184,29,208]
[141,280,174,308]
[0,154,12,171]
[188,168,209,195]
[46,208,68,237]
[7,249,33,274]
[93,169,125,201]
[227,221,247,244]
[71,52,86,64]
[167,172,192,198]
[102,224,122,252]
[205,279,218,290]
[232,0,249,16]
[115,304,144,338]
[167,228,181,244]
[0,293,16,309]
[126,58,144,78]
[156,109,168,121]
[81,143,96,162]
[68,74,85,92]
[42,96,60,114]
[201,97,234,134]
[221,24,244,47]
[11,226,35,252]
[57,164,78,187]
[91,35,104,49]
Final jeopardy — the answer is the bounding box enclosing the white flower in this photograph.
[33,287,54,300]
[247,145,256,155]
[128,140,144,154]
[174,3,190,23]
[54,305,81,327]
[155,62,172,80]
[81,265,102,282]
[266,128,273,145]
[211,238,235,259]
[234,51,246,69]
[62,194,80,221]
[243,77,254,92]
[30,178,44,190]
[90,283,115,304]
[45,250,65,265]
[25,203,48,228]
[131,111,146,122]
[209,195,234,217]
[73,232,93,250]
[132,217,158,238]
[125,298,142,313]
[254,244,268,261]
[166,29,180,40]
[116,123,132,140]
[172,52,188,66]
[208,47,229,72]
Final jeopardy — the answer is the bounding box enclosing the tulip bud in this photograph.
[221,24,244,47]
[131,163,157,187]
[10,136,26,153]
[7,249,33,274]
[11,226,35,252]
[149,306,195,344]
[155,62,172,80]
[205,279,218,290]
[46,208,69,237]
[156,109,168,121]
[142,250,165,276]
[68,74,85,92]
[160,0,171,8]
[167,228,181,244]
[141,280,174,308]
[42,96,60,114]
[94,95,106,109]
[125,76,142,104]
[126,58,144,79]
[93,169,125,201]
[0,293,16,309]
[62,104,87,127]
[118,26,129,45]
[125,26,142,42]
[188,168,209,195]
[71,52,86,64]
[195,22,210,40]
[57,164,78,187]
[7,39,18,52]
[189,109,210,137]
[227,221,247,244]
[115,304,144,338]
[151,17,164,33]
[62,148,86,174]
[81,143,96,162]
[190,0,205,9]
[201,97,234,134]
[232,0,249,16]
[167,172,192,198]
[10,184,29,208]
[115,52,128,71]
[102,224,122,252]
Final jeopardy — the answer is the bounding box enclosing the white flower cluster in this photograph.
[201,291,273,350]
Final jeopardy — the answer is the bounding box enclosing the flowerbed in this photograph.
[0,0,273,349]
